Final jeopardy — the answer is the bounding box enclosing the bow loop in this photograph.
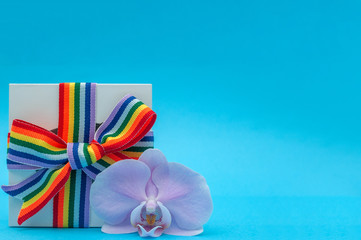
[7,119,68,169]
[67,140,105,170]
[94,95,156,153]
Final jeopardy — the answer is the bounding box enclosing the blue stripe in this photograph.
[4,169,47,196]
[84,83,91,143]
[73,170,82,227]
[7,159,22,165]
[8,149,67,165]
[72,143,83,169]
[97,96,136,143]
[140,136,154,142]
[84,165,101,175]
[79,171,87,228]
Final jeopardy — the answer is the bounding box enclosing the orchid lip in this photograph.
[137,224,163,237]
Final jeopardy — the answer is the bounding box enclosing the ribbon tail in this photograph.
[2,169,48,198]
[3,163,72,225]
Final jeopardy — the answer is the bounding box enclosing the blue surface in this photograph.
[0,0,361,239]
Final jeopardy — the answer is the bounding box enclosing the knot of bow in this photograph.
[66,141,105,170]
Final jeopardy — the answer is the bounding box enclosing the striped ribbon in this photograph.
[2,83,156,227]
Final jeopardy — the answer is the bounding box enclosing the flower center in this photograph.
[146,214,156,226]
[130,200,172,237]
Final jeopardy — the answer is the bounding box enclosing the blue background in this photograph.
[0,0,361,239]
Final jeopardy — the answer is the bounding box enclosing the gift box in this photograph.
[6,83,154,227]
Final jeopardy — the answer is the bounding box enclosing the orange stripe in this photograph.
[92,144,103,160]
[62,83,70,142]
[57,188,65,227]
[107,152,128,161]
[104,153,119,161]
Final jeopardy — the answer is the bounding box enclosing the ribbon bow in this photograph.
[3,89,156,226]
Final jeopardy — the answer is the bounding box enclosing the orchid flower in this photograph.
[90,149,213,237]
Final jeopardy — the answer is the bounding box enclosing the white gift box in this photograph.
[8,84,152,227]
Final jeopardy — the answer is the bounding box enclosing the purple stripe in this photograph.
[7,159,40,170]
[7,153,65,168]
[94,94,132,142]
[82,168,97,180]
[83,174,91,227]
[67,143,75,170]
[83,83,91,143]
[67,143,83,170]
[7,164,40,170]
[89,83,96,143]
[79,171,86,227]
[1,169,47,196]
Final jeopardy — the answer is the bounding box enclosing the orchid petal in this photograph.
[157,202,172,229]
[164,221,203,236]
[90,160,150,225]
[152,162,213,230]
[101,215,136,234]
[130,201,146,227]
[139,149,167,198]
[138,149,167,171]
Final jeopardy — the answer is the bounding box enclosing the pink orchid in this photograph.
[90,149,213,237]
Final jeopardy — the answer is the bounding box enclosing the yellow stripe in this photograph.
[22,168,64,207]
[106,105,147,142]
[62,177,71,227]
[101,155,116,165]
[122,151,142,159]
[11,132,66,152]
[87,146,97,163]
[68,83,75,143]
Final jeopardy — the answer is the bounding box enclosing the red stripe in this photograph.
[90,140,105,160]
[112,152,132,161]
[12,119,66,146]
[53,193,59,227]
[53,83,63,227]
[58,83,64,140]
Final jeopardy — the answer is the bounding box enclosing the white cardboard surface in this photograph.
[8,84,152,227]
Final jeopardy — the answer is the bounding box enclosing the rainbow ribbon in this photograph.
[2,83,156,227]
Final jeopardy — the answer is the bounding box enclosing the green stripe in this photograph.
[73,83,80,142]
[23,169,57,202]
[102,101,143,144]
[123,146,152,152]
[10,137,67,155]
[83,144,93,166]
[96,159,111,168]
[68,170,77,227]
